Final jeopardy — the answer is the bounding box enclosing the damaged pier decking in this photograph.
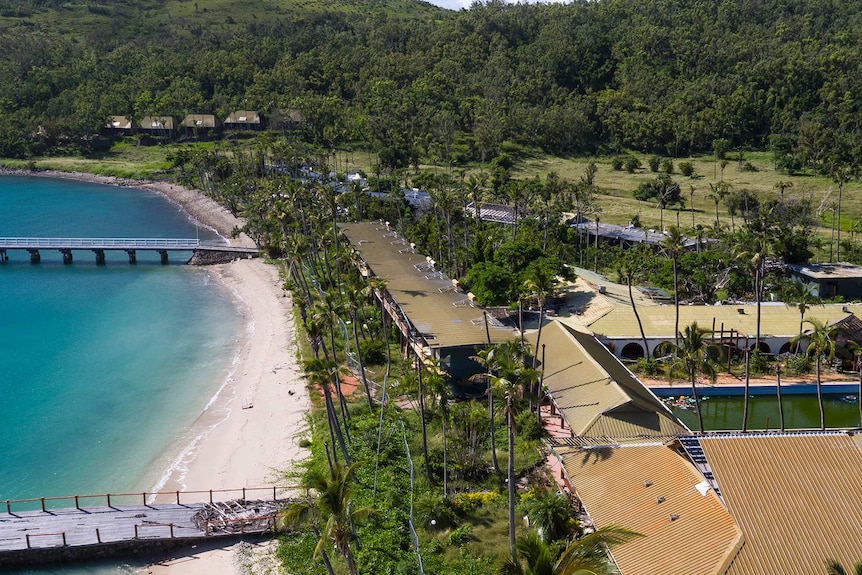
[0,488,292,567]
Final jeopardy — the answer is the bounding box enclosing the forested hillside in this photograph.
[2,0,862,171]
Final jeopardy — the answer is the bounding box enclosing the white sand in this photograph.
[1,170,309,574]
[144,260,310,575]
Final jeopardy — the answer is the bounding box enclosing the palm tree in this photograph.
[521,490,576,543]
[304,357,351,465]
[280,461,372,575]
[661,226,686,348]
[501,526,642,575]
[619,246,651,359]
[781,279,821,352]
[658,323,718,433]
[482,340,539,555]
[826,559,862,575]
[792,318,840,430]
[524,262,558,370]
[706,182,729,231]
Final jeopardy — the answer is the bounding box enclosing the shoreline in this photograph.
[0,168,255,248]
[2,170,309,574]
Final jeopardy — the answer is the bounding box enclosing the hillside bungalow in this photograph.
[787,262,862,300]
[138,116,175,137]
[180,114,218,137]
[103,116,133,136]
[223,110,262,131]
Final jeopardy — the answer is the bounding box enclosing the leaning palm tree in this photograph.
[658,322,718,434]
[826,559,862,575]
[280,461,372,575]
[618,245,651,359]
[501,526,642,575]
[792,318,840,430]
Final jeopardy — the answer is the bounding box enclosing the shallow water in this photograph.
[0,176,243,573]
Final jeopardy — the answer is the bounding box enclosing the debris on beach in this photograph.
[191,499,288,534]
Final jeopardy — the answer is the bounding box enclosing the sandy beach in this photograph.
[2,169,309,574]
[146,258,310,575]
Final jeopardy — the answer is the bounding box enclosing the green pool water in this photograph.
[671,393,862,431]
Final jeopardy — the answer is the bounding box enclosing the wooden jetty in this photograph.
[0,487,295,566]
[0,237,258,265]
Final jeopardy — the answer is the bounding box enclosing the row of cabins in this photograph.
[104,111,286,137]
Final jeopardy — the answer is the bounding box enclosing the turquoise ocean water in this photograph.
[0,176,243,573]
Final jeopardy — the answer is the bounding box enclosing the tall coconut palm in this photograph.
[280,461,372,575]
[482,340,539,555]
[304,357,351,465]
[619,246,650,359]
[524,261,558,371]
[501,526,642,575]
[792,318,840,430]
[658,323,718,433]
[661,226,686,348]
[706,182,729,231]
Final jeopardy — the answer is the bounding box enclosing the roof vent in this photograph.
[656,496,666,504]
[737,308,745,314]
[669,514,680,521]
[644,480,653,488]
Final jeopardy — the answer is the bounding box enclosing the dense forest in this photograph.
[2,0,862,174]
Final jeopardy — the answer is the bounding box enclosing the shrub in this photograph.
[624,155,641,173]
[454,491,499,513]
[648,155,661,172]
[748,349,770,375]
[741,161,759,172]
[448,525,475,546]
[516,409,547,441]
[359,339,387,365]
[611,156,624,170]
[679,161,695,177]
[635,357,663,376]
[415,492,458,531]
[661,158,674,173]
[785,353,812,375]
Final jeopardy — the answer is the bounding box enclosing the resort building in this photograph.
[562,268,862,359]
[179,114,218,137]
[138,116,175,137]
[223,110,262,131]
[535,315,862,574]
[787,261,862,300]
[532,322,687,438]
[340,221,518,380]
[103,116,133,136]
[570,220,704,250]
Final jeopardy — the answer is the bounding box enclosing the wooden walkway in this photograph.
[0,488,293,566]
